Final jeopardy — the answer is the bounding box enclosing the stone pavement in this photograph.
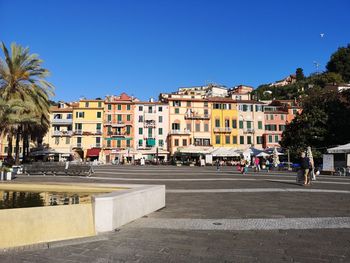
[1,165,350,262]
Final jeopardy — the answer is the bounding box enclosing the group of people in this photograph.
[215,156,271,174]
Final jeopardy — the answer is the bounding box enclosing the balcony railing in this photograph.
[74,130,83,135]
[243,128,255,134]
[169,129,191,135]
[184,114,210,120]
[53,130,73,136]
[144,120,156,127]
[111,121,126,127]
[110,132,129,137]
[52,118,73,125]
[95,130,102,135]
[213,127,232,133]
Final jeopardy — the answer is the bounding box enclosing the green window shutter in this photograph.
[258,121,262,129]
[239,121,243,129]
[247,121,252,129]
[159,128,163,135]
[240,136,244,144]
[126,126,131,134]
[139,128,143,135]
[117,115,122,121]
[127,115,131,121]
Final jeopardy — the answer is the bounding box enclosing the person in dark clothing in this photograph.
[300,152,310,185]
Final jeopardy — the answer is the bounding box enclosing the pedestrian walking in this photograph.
[216,159,220,172]
[265,159,270,173]
[300,152,311,186]
[254,157,260,172]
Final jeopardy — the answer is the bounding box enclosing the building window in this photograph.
[172,123,180,130]
[279,125,286,131]
[281,114,285,120]
[215,119,220,128]
[77,137,82,145]
[126,140,130,147]
[204,109,209,116]
[204,101,208,107]
[275,135,279,142]
[224,119,230,128]
[66,137,70,144]
[96,137,101,146]
[139,115,143,122]
[175,108,180,114]
[247,136,252,144]
[107,115,112,122]
[139,128,143,135]
[148,106,153,113]
[174,139,179,146]
[195,123,200,132]
[117,140,121,148]
[268,135,273,143]
[126,126,131,135]
[98,101,102,108]
[258,121,263,129]
[204,123,209,132]
[85,102,89,108]
[270,114,274,120]
[127,115,131,121]
[97,112,102,118]
[215,135,221,144]
[158,106,163,112]
[139,139,143,147]
[239,120,243,129]
[107,140,111,148]
[127,105,131,111]
[117,115,122,122]
[257,136,262,144]
[159,139,164,147]
[76,112,85,118]
[159,116,163,123]
[183,139,187,146]
[117,104,122,111]
[148,127,152,137]
[186,123,191,131]
[247,121,252,129]
[232,119,237,129]
[158,128,163,135]
[173,101,181,107]
[96,123,101,132]
[232,136,237,144]
[240,136,244,144]
[225,135,230,144]
[107,104,112,111]
[186,101,191,107]
[139,106,143,111]
[55,137,59,145]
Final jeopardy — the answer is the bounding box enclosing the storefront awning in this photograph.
[86,148,101,157]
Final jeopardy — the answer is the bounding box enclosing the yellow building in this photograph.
[72,99,104,160]
[209,98,239,147]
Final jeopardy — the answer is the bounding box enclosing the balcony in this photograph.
[144,120,156,128]
[169,129,191,135]
[52,130,73,137]
[110,132,129,137]
[74,130,83,135]
[51,118,73,125]
[184,114,210,120]
[213,127,232,133]
[111,121,126,128]
[243,128,255,134]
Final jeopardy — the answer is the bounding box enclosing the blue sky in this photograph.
[1,0,349,102]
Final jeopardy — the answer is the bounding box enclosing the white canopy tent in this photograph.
[209,147,240,157]
[327,143,350,154]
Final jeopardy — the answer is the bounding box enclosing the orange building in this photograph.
[103,93,138,163]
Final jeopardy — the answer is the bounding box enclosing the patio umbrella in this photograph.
[272,147,280,167]
[256,152,270,158]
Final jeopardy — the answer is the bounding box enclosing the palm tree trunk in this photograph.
[22,132,26,163]
[15,126,21,165]
[7,135,13,160]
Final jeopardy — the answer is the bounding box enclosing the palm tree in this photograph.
[0,42,55,164]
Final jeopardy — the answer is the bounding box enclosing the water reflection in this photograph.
[0,191,93,209]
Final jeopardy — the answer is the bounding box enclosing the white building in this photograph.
[133,99,169,161]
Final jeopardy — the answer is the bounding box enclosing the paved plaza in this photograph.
[1,165,350,262]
